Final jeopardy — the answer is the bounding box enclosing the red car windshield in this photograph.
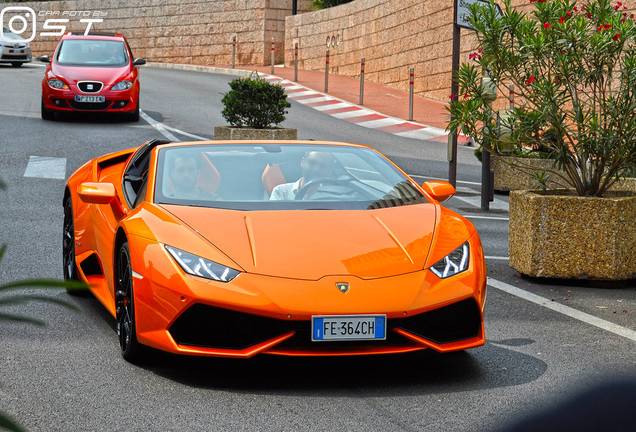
[55,39,129,67]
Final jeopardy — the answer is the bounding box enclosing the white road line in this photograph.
[453,194,509,212]
[163,125,211,141]
[409,175,482,186]
[23,156,66,179]
[463,214,509,221]
[485,256,509,260]
[139,110,179,142]
[488,277,636,342]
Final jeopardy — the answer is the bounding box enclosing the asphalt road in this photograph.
[1,63,634,432]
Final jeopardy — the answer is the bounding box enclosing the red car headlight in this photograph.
[47,79,69,90]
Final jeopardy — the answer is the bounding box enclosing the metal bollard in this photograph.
[294,43,298,82]
[359,57,365,105]
[270,38,274,74]
[324,49,329,93]
[408,68,414,121]
[509,84,514,110]
[232,35,236,69]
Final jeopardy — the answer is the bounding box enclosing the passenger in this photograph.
[167,153,216,200]
[270,151,336,200]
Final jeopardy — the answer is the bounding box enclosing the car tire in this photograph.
[11,62,22,67]
[116,241,146,362]
[41,98,55,121]
[125,97,140,122]
[63,197,87,296]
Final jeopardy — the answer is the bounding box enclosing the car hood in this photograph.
[50,63,130,87]
[159,204,437,280]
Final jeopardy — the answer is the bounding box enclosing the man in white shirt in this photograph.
[270,151,335,200]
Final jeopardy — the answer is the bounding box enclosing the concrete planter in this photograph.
[509,190,636,280]
[214,126,297,140]
[491,155,562,191]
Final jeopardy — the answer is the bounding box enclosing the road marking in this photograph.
[488,277,636,342]
[485,256,509,260]
[453,194,509,212]
[23,156,66,179]
[409,174,482,186]
[463,214,509,221]
[162,124,210,141]
[140,110,179,142]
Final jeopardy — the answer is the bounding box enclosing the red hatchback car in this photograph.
[40,32,145,121]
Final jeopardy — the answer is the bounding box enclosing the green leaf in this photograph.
[0,412,25,432]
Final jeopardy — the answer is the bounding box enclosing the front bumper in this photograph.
[42,83,137,112]
[0,45,31,63]
[128,233,487,358]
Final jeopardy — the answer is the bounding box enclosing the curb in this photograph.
[146,62,466,143]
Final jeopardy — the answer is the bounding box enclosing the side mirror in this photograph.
[77,182,116,204]
[39,55,51,63]
[133,58,146,66]
[422,181,456,202]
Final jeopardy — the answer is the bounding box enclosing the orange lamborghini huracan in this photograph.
[63,139,486,362]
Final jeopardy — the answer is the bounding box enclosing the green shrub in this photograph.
[311,0,353,10]
[221,75,291,129]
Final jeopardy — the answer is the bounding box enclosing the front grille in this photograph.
[77,81,103,93]
[169,298,482,351]
[68,100,111,110]
[393,298,481,344]
[169,304,299,349]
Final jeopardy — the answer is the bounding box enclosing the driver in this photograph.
[167,152,216,200]
[270,151,335,200]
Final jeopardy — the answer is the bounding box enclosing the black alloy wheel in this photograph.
[63,197,86,295]
[115,241,145,362]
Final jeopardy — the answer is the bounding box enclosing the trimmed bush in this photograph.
[221,75,291,129]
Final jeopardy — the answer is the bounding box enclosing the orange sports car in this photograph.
[63,139,486,362]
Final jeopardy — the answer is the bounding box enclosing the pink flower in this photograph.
[526,76,535,85]
[464,94,469,100]
[469,52,478,60]
[605,23,612,29]
[449,94,455,100]
[587,12,592,18]
[544,22,552,28]
[613,33,621,40]
[559,16,565,24]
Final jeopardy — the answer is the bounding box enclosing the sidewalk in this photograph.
[219,64,470,144]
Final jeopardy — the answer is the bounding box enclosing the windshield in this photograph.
[1,27,22,40]
[55,39,129,67]
[154,144,428,210]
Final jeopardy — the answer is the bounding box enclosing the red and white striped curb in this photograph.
[258,72,465,143]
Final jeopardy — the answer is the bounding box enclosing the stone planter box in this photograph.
[491,155,562,191]
[214,126,297,140]
[509,190,636,280]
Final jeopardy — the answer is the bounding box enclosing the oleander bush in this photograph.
[221,74,291,129]
[449,0,636,196]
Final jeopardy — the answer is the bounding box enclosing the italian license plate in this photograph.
[75,95,105,103]
[312,315,386,341]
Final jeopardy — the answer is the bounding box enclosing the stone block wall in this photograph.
[2,0,311,66]
[286,0,635,102]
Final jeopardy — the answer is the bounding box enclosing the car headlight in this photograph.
[112,80,133,91]
[429,242,470,278]
[47,79,69,90]
[165,245,240,282]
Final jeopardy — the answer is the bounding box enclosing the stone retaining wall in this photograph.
[2,0,311,65]
[284,0,635,102]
